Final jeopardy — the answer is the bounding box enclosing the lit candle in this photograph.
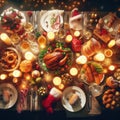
[104,49,113,57]
[69,67,78,76]
[0,74,7,80]
[0,33,11,45]
[108,65,115,71]
[65,35,72,43]
[38,35,47,49]
[76,55,87,64]
[108,39,116,48]
[47,32,55,41]
[74,31,80,37]
[93,53,105,62]
[13,70,22,78]
[24,51,35,61]
[53,76,62,86]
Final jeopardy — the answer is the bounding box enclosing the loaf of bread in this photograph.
[2,89,10,104]
[68,93,79,105]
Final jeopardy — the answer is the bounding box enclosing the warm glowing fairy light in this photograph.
[13,78,18,83]
[44,73,53,83]
[76,53,80,57]
[20,84,26,89]
[20,80,28,90]
[76,55,87,64]
[58,84,65,90]
[24,73,31,81]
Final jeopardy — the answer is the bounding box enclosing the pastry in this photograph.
[81,38,101,57]
[20,60,32,73]
[102,89,120,110]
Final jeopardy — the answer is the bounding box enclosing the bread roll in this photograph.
[69,93,79,105]
[3,89,10,104]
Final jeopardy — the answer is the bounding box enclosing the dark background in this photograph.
[0,0,120,12]
[0,109,120,120]
[0,0,120,120]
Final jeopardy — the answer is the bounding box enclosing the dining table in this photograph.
[0,7,120,120]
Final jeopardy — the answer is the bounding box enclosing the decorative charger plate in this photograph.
[0,47,21,72]
[61,86,86,112]
[0,83,18,109]
[40,10,64,32]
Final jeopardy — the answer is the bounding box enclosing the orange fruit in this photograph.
[104,49,113,57]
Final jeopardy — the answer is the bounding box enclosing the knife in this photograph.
[87,91,92,112]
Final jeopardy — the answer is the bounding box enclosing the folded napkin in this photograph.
[88,96,102,115]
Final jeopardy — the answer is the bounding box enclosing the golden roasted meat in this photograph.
[43,48,68,70]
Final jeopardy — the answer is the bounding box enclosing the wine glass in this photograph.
[89,83,105,97]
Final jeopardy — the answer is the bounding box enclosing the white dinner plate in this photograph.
[0,83,18,109]
[40,10,64,32]
[61,86,86,112]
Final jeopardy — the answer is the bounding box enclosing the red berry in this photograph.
[42,31,47,37]
[47,85,52,90]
